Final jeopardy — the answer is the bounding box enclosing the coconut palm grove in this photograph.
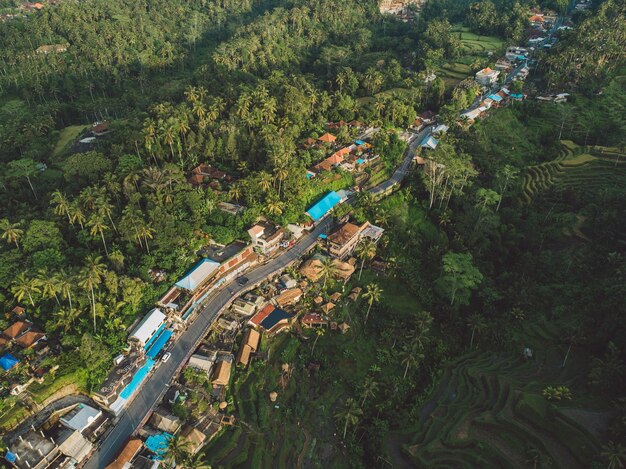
[0,0,624,467]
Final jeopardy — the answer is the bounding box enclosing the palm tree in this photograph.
[88,214,110,255]
[334,398,362,439]
[562,328,585,368]
[182,452,211,469]
[166,435,190,465]
[78,255,106,333]
[57,270,74,310]
[137,223,155,254]
[311,327,325,355]
[360,376,379,407]
[53,307,80,333]
[400,343,424,379]
[50,190,72,224]
[12,273,41,306]
[228,183,243,202]
[38,269,61,306]
[362,283,382,324]
[319,257,337,290]
[602,441,626,469]
[0,219,24,249]
[257,172,272,193]
[355,238,376,280]
[466,313,487,349]
[266,198,284,217]
[69,203,86,229]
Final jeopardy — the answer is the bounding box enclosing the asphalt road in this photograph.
[84,126,429,469]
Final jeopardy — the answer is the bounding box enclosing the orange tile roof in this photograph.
[250,304,275,327]
[243,328,260,352]
[529,15,544,22]
[328,223,361,247]
[318,133,336,143]
[15,331,45,348]
[3,321,31,339]
[106,439,143,469]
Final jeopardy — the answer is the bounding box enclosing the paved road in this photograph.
[84,126,429,469]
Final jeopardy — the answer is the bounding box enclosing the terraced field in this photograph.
[522,141,626,202]
[437,26,504,85]
[390,347,602,469]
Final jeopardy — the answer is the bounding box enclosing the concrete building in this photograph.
[475,67,500,86]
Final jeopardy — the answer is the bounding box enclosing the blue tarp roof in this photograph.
[146,329,173,359]
[0,354,19,371]
[260,308,293,330]
[306,191,341,221]
[488,94,503,102]
[5,451,17,463]
[175,258,220,292]
[145,432,173,459]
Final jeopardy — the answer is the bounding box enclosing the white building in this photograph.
[475,68,500,86]
[129,308,166,347]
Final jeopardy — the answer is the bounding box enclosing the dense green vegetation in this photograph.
[0,0,624,466]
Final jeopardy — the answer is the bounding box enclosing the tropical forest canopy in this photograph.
[0,0,625,465]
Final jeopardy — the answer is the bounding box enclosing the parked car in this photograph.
[162,352,171,363]
[237,276,249,286]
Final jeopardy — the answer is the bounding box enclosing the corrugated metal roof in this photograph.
[130,308,166,346]
[175,258,220,292]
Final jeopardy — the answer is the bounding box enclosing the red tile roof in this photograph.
[250,304,275,327]
[15,331,45,348]
[318,133,336,143]
[3,321,31,339]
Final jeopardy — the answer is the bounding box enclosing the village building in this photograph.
[128,308,166,348]
[217,201,245,215]
[211,355,233,387]
[105,439,143,469]
[317,133,337,144]
[150,407,182,434]
[249,304,293,335]
[299,256,356,283]
[59,404,103,434]
[475,67,500,86]
[92,348,146,409]
[305,191,342,222]
[248,222,286,256]
[327,221,384,259]
[273,288,303,308]
[181,426,207,455]
[187,349,217,373]
[301,313,328,329]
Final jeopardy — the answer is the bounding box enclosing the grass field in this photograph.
[521,141,626,203]
[51,125,86,159]
[437,25,505,86]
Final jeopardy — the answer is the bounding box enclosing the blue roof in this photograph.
[146,329,173,359]
[511,93,523,99]
[318,233,327,239]
[355,139,366,145]
[0,354,19,371]
[306,191,341,221]
[488,94,503,102]
[420,135,439,149]
[5,451,17,463]
[260,308,293,330]
[145,432,173,459]
[175,258,220,291]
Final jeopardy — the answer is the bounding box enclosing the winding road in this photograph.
[84,125,431,468]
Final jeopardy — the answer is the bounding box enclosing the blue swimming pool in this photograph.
[119,358,155,399]
[356,158,365,164]
[146,329,173,359]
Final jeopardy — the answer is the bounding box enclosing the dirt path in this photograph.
[297,428,311,468]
